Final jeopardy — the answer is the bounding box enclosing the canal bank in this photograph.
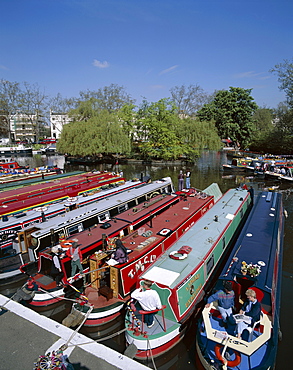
[0,294,149,370]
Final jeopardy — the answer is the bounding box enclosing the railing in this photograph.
[127,299,167,334]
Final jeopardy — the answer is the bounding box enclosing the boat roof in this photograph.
[141,187,249,289]
[0,172,125,216]
[0,179,145,229]
[30,177,173,237]
[0,171,115,200]
[219,191,284,293]
[0,171,84,191]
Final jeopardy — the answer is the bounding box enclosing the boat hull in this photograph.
[195,191,284,370]
[125,187,252,358]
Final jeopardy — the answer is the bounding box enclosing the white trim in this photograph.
[73,302,124,319]
[202,304,272,356]
[126,326,180,350]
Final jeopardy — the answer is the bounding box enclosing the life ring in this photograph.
[169,250,188,260]
[214,344,241,367]
[35,206,48,212]
[60,240,75,249]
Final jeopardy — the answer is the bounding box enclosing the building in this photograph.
[9,112,44,143]
[50,111,73,140]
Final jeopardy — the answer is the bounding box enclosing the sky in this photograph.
[1,0,292,109]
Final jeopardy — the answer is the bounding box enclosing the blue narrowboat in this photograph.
[196,191,285,370]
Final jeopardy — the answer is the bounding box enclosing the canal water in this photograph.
[6,151,293,369]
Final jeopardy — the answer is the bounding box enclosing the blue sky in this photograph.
[1,0,292,108]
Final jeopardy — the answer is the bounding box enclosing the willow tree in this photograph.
[57,110,131,156]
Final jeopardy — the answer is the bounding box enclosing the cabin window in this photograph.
[109,207,119,217]
[240,208,244,219]
[206,255,214,275]
[68,223,83,235]
[222,236,226,249]
[0,245,16,258]
[65,183,78,188]
[48,188,63,193]
[128,200,136,209]
[83,217,99,229]
[98,213,109,223]
[118,204,128,213]
[24,220,40,228]
[137,195,146,204]
[3,199,18,204]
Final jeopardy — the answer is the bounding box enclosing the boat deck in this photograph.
[199,310,269,370]
[84,286,123,308]
[126,306,178,335]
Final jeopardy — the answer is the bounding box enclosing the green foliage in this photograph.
[136,99,181,160]
[253,108,274,133]
[57,110,131,156]
[133,99,221,161]
[117,103,136,140]
[197,87,258,149]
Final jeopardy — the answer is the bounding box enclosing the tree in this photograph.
[49,93,77,113]
[253,108,274,133]
[117,103,136,142]
[270,59,293,108]
[78,84,135,113]
[135,99,183,160]
[57,110,131,156]
[18,82,48,142]
[169,84,209,117]
[197,87,258,149]
[176,118,222,160]
[0,79,21,139]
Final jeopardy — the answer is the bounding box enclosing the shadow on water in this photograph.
[3,151,293,369]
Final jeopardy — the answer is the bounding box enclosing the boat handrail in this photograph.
[202,303,272,356]
[138,305,167,332]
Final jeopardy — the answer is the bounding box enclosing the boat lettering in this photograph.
[0,230,18,235]
[185,273,200,290]
[128,254,157,279]
[185,283,202,307]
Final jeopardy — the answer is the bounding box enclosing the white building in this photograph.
[50,111,73,140]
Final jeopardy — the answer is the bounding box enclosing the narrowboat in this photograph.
[18,177,177,306]
[0,171,125,217]
[0,145,33,157]
[124,186,253,359]
[222,158,253,172]
[67,184,222,326]
[265,165,293,182]
[0,177,145,284]
[196,190,285,370]
[0,171,83,190]
[0,161,22,171]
